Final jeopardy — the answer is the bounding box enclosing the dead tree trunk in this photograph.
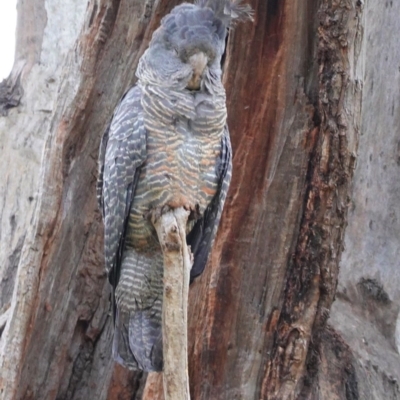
[0,0,399,399]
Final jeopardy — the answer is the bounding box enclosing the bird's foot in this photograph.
[145,205,173,224]
[145,203,200,224]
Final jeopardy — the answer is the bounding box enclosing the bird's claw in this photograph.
[146,203,200,224]
[145,205,173,223]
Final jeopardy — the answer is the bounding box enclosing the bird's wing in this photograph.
[187,125,232,281]
[97,85,147,286]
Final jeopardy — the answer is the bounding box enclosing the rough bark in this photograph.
[328,0,400,398]
[0,0,399,399]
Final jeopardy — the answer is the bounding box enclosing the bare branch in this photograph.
[152,207,192,400]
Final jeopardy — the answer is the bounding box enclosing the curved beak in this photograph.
[186,52,208,90]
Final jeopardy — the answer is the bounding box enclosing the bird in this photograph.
[97,0,252,372]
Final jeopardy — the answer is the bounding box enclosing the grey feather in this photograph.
[98,85,147,282]
[187,126,232,280]
[195,0,254,24]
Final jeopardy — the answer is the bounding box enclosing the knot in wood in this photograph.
[165,241,180,252]
[165,284,173,297]
[164,227,180,252]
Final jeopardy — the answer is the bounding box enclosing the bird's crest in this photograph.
[195,0,254,25]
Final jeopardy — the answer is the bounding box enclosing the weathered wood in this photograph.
[328,0,400,398]
[0,0,399,399]
[152,208,192,400]
[143,373,164,400]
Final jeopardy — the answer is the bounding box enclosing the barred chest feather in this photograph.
[125,84,227,251]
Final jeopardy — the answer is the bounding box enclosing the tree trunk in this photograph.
[0,0,398,399]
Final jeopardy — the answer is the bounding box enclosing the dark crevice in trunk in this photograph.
[0,73,23,116]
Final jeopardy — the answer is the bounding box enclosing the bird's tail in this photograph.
[113,249,164,372]
[113,307,163,371]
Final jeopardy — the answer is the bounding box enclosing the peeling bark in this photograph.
[0,0,399,399]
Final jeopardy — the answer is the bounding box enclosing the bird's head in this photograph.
[136,0,253,90]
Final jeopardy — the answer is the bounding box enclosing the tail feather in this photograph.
[113,307,163,371]
[113,249,164,371]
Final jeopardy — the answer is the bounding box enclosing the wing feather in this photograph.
[187,125,232,280]
[97,85,147,286]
